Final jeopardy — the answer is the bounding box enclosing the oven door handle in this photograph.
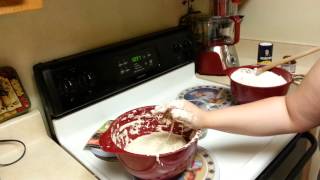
[285,132,317,180]
[257,132,318,180]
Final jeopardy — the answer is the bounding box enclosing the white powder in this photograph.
[112,112,157,147]
[168,100,185,109]
[170,108,194,127]
[231,68,287,87]
[111,107,200,161]
[124,132,186,155]
[153,100,185,114]
[153,100,195,127]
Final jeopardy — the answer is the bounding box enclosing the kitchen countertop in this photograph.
[0,110,97,180]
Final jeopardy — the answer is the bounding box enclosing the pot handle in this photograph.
[256,132,317,180]
[99,126,126,154]
[285,132,317,180]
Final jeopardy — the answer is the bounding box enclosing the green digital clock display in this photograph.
[131,55,143,63]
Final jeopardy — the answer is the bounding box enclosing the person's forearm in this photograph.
[201,96,299,136]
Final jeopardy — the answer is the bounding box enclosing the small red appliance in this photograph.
[193,0,242,75]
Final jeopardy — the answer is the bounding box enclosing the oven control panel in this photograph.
[115,49,159,79]
[34,26,197,119]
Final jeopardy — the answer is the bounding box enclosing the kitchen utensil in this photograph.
[196,44,240,75]
[209,0,240,16]
[99,106,200,180]
[193,0,243,75]
[226,65,293,104]
[192,15,242,47]
[256,47,320,75]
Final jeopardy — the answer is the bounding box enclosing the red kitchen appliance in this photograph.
[193,0,242,75]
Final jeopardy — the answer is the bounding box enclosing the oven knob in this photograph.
[69,96,75,103]
[182,39,193,49]
[79,72,96,88]
[172,42,183,53]
[62,78,77,94]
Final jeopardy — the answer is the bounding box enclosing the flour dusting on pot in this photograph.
[111,111,157,147]
[110,106,200,158]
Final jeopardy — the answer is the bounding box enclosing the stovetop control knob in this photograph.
[62,78,76,94]
[182,39,192,49]
[79,72,96,88]
[172,42,183,53]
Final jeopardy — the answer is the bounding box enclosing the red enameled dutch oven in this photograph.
[226,65,293,104]
[99,106,200,180]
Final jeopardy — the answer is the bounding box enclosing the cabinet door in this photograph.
[0,0,42,15]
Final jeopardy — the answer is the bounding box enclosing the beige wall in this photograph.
[0,0,207,111]
[1,0,319,119]
[239,0,320,45]
[1,0,319,113]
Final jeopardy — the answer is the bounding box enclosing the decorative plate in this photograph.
[177,85,233,110]
[177,146,217,180]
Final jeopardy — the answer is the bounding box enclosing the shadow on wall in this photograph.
[238,0,249,10]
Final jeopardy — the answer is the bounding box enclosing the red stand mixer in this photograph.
[193,0,243,75]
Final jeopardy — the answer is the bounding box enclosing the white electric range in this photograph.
[33,27,298,180]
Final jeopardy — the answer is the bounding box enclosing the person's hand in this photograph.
[153,100,206,129]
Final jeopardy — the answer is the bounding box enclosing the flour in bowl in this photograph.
[124,132,186,155]
[231,68,287,87]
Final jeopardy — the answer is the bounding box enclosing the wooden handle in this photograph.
[256,47,320,75]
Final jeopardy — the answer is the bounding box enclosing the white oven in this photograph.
[33,27,317,180]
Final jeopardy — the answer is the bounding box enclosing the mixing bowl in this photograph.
[226,65,293,104]
[99,106,200,180]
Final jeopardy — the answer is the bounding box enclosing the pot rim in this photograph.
[100,105,202,157]
[227,65,293,89]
